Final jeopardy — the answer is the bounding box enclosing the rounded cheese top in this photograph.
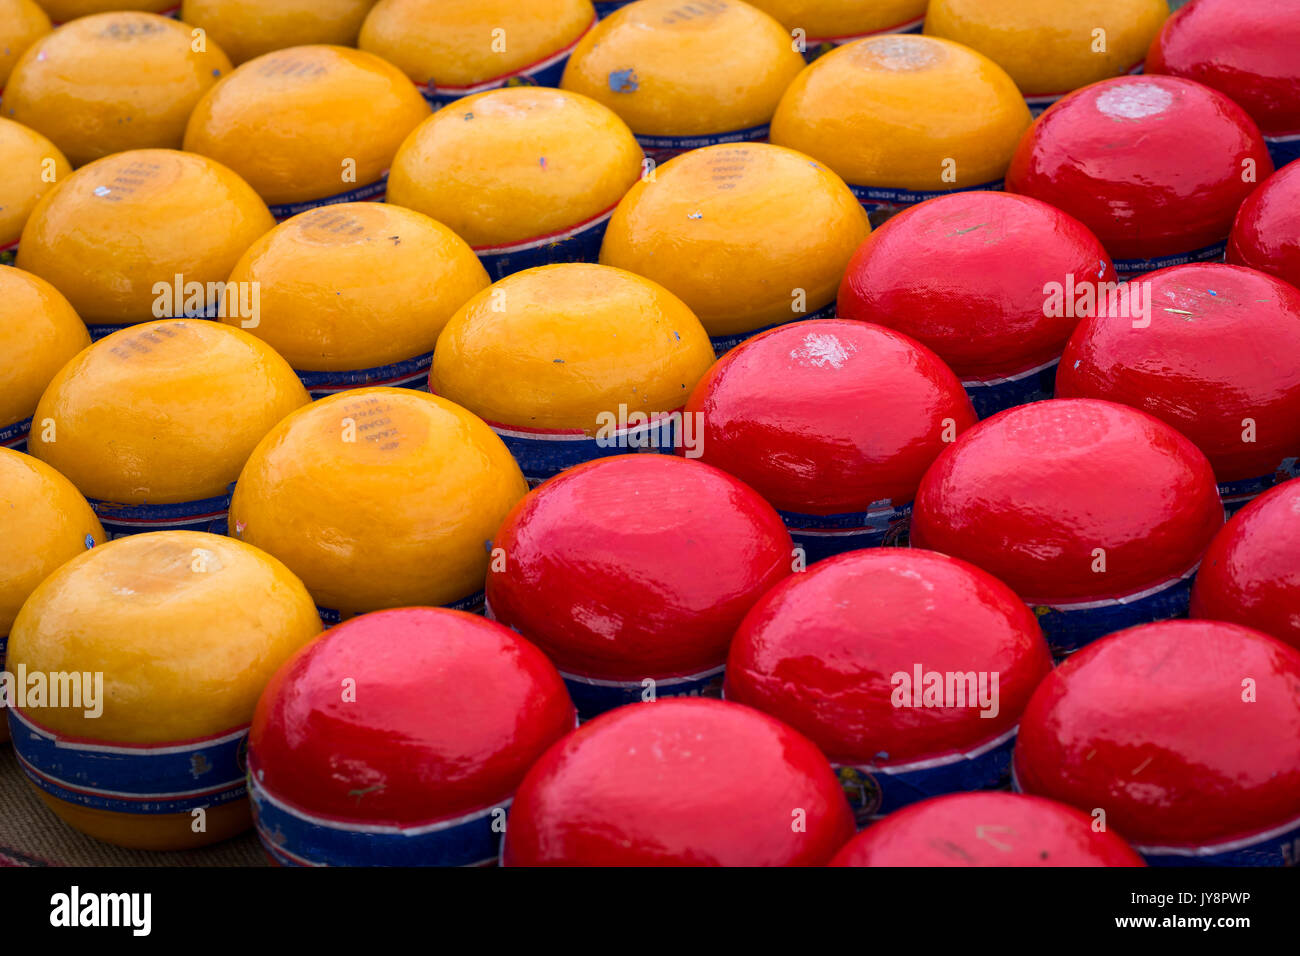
[181,0,378,65]
[0,267,88,429]
[747,0,926,39]
[0,0,50,90]
[225,202,489,371]
[250,607,576,825]
[183,45,431,206]
[0,448,104,635]
[599,143,870,335]
[0,117,71,248]
[910,398,1224,603]
[560,0,804,137]
[16,148,273,327]
[387,87,642,249]
[771,34,1031,190]
[7,529,321,742]
[360,0,593,90]
[3,12,232,168]
[33,0,177,21]
[31,319,310,504]
[431,263,713,433]
[924,0,1168,96]
[229,387,527,615]
[1228,161,1300,293]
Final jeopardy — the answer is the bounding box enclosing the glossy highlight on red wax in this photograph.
[910,398,1223,603]
[1228,162,1300,291]
[684,319,976,515]
[248,607,575,826]
[485,454,793,679]
[501,698,855,866]
[725,549,1052,764]
[830,792,1145,867]
[1014,619,1300,847]
[1006,75,1272,261]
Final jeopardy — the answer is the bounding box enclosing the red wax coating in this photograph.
[830,792,1145,867]
[485,454,793,679]
[502,698,855,866]
[249,607,575,825]
[1192,477,1300,651]
[725,549,1052,764]
[1056,263,1300,483]
[684,319,976,515]
[1014,619,1300,847]
[910,398,1223,603]
[1228,162,1300,292]
[837,191,1114,379]
[1006,75,1272,262]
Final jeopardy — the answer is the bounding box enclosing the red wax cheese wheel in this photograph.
[486,455,792,700]
[1057,263,1300,488]
[830,792,1145,867]
[1014,620,1300,860]
[1006,76,1271,269]
[248,607,575,866]
[1191,477,1300,651]
[1228,162,1300,291]
[502,698,854,866]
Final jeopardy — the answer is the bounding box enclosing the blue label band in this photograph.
[1,415,32,450]
[848,179,1004,212]
[87,312,220,342]
[297,350,433,399]
[89,489,232,538]
[835,726,1018,825]
[317,589,486,626]
[594,0,633,16]
[9,707,248,815]
[248,767,506,867]
[559,665,725,719]
[1112,239,1227,279]
[708,300,838,357]
[1219,457,1300,515]
[488,412,686,486]
[1029,566,1198,658]
[962,358,1059,419]
[1265,133,1300,169]
[267,176,388,222]
[474,203,615,281]
[421,20,592,109]
[782,501,912,564]
[801,17,924,62]
[637,123,769,164]
[1137,816,1300,868]
[1,239,16,267]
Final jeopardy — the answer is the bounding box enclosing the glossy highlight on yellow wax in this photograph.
[0,0,50,91]
[182,0,378,65]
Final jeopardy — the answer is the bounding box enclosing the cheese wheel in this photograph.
[727,549,1051,821]
[33,1,178,24]
[485,455,792,717]
[0,448,104,744]
[15,148,273,337]
[0,267,88,450]
[910,399,1224,657]
[224,202,489,395]
[749,0,927,59]
[430,263,714,483]
[180,0,378,65]
[686,320,976,559]
[1148,0,1300,169]
[1228,161,1300,292]
[1006,76,1272,278]
[30,319,309,536]
[230,387,527,619]
[771,35,1031,215]
[560,0,804,162]
[0,117,70,264]
[248,607,574,866]
[0,0,50,93]
[838,191,1115,417]
[504,698,854,865]
[925,0,1168,113]
[1191,478,1300,652]
[387,87,642,279]
[6,530,320,849]
[1057,263,1300,507]
[183,44,430,216]
[3,12,231,168]
[1014,619,1300,865]
[830,793,1145,867]
[599,142,870,351]
[360,0,594,109]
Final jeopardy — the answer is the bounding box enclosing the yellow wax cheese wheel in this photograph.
[600,142,870,337]
[34,1,178,23]
[0,267,88,434]
[0,117,70,253]
[388,87,642,249]
[3,12,232,168]
[771,34,1032,191]
[31,320,309,504]
[16,149,273,329]
[224,202,489,371]
[230,387,527,615]
[181,0,378,65]
[0,0,50,91]
[432,263,715,431]
[183,45,430,207]
[749,0,926,40]
[925,0,1169,97]
[7,530,320,848]
[359,0,594,92]
[561,0,805,138]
